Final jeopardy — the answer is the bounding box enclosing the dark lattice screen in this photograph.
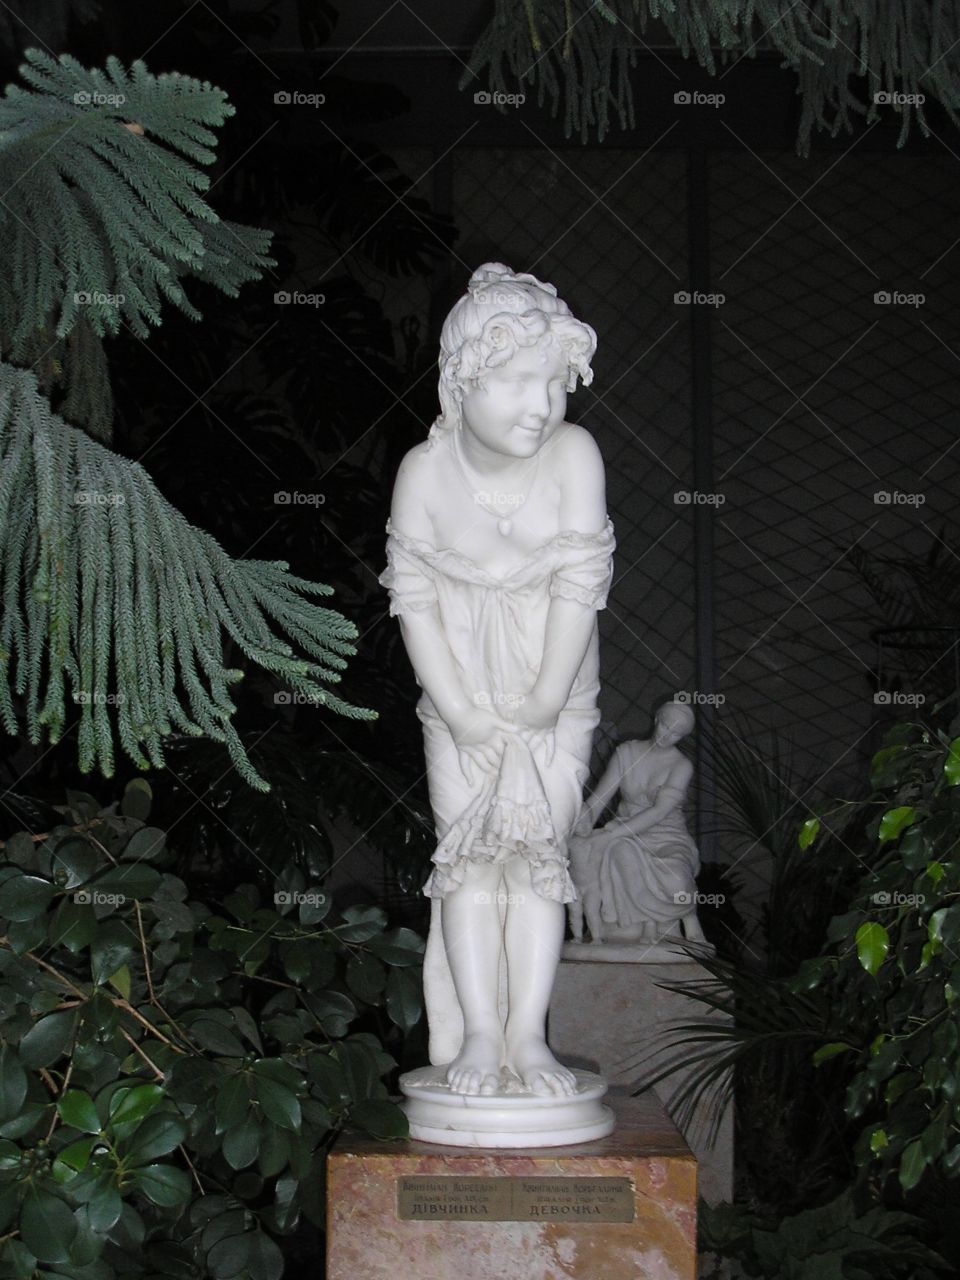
[449,147,697,749]
[372,139,960,920]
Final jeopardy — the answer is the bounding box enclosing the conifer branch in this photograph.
[0,49,275,443]
[0,361,375,793]
[465,0,960,154]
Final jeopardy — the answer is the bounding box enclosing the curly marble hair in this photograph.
[428,262,597,443]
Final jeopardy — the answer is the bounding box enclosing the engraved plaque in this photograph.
[398,1176,634,1222]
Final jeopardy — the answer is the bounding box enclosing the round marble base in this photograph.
[399,1065,615,1148]
[562,938,716,964]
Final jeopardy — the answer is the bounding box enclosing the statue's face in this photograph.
[460,340,568,459]
[654,709,689,747]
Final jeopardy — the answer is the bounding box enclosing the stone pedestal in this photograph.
[549,957,733,1204]
[327,1091,696,1280]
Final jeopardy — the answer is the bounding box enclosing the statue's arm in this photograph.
[521,427,607,727]
[388,449,476,730]
[607,757,693,837]
[577,745,627,830]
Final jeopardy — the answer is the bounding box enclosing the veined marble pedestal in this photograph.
[327,1091,696,1280]
[549,953,733,1203]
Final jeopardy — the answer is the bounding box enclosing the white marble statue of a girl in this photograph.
[569,701,708,947]
[380,263,615,1100]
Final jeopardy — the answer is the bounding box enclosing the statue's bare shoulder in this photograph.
[546,422,606,531]
[390,440,440,540]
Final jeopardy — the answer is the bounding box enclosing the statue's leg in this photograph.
[680,910,706,942]
[440,860,505,1096]
[501,856,577,1097]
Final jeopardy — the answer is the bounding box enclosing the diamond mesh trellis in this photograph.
[709,148,960,785]
[450,144,698,753]
[362,134,960,929]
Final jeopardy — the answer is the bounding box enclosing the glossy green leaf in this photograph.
[131,1162,192,1206]
[855,921,889,976]
[812,1042,852,1067]
[336,904,388,942]
[797,817,820,850]
[58,1089,102,1134]
[877,806,916,844]
[215,1073,251,1133]
[122,826,167,863]
[223,1113,262,1170]
[207,1229,284,1280]
[50,838,98,890]
[90,925,135,986]
[121,778,153,821]
[346,952,387,1003]
[125,1110,188,1164]
[349,1098,408,1139]
[109,1083,163,1126]
[19,1010,76,1069]
[19,1188,77,1262]
[899,1138,928,1190]
[0,874,56,921]
[386,967,422,1031]
[190,1018,245,1057]
[944,737,960,785]
[253,1076,301,1132]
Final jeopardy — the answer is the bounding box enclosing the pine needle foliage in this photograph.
[0,360,374,793]
[0,48,274,443]
[466,0,960,154]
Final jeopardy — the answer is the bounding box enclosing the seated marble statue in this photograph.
[380,263,615,1098]
[568,701,708,947]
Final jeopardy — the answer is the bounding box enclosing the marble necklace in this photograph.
[451,425,541,537]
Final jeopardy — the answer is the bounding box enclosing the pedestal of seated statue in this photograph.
[549,947,733,1204]
[327,1090,697,1280]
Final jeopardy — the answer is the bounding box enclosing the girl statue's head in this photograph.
[428,262,597,444]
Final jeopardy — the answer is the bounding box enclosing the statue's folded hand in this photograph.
[447,706,511,785]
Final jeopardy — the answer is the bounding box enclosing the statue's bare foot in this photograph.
[445,1032,502,1096]
[505,1036,577,1097]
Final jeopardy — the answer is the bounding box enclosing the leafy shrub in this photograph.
[0,780,423,1277]
[797,723,960,1194]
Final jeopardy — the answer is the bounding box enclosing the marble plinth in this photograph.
[327,1090,696,1280]
[400,1064,615,1148]
[549,957,733,1203]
